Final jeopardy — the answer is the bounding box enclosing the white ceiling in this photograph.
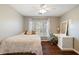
[10,4,78,16]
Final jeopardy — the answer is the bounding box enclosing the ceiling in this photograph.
[10,4,78,16]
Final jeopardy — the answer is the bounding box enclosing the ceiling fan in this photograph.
[38,4,51,14]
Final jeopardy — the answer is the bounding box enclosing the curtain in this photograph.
[28,18,49,37]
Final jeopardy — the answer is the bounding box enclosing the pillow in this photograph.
[24,30,27,35]
[27,32,32,35]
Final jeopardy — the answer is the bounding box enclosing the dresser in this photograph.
[54,34,73,50]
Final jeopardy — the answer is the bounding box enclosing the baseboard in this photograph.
[61,48,74,51]
[58,45,74,51]
[0,53,4,54]
[73,49,79,54]
[41,40,49,41]
[58,45,79,54]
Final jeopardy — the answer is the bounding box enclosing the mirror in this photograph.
[60,20,68,35]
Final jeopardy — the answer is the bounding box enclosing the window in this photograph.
[28,18,50,37]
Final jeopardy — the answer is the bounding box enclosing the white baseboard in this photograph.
[60,48,74,51]
[58,45,73,51]
[73,49,79,54]
[58,45,79,54]
[0,53,4,54]
[41,40,49,41]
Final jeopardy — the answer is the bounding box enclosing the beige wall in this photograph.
[24,16,60,33]
[49,17,60,33]
[60,6,79,52]
[0,5,24,40]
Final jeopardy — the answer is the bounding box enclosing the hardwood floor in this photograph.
[41,41,78,55]
[1,41,78,55]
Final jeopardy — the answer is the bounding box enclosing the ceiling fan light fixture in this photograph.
[39,9,47,14]
[38,4,48,14]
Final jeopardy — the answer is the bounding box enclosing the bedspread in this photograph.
[0,34,43,55]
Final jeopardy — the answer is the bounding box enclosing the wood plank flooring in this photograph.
[41,41,78,55]
[1,41,78,55]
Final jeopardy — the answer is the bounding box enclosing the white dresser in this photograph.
[54,34,73,50]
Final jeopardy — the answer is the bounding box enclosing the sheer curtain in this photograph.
[28,18,49,37]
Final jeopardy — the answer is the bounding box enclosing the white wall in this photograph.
[24,16,60,34]
[60,6,79,52]
[0,5,24,40]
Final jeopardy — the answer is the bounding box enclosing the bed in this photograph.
[0,34,43,55]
